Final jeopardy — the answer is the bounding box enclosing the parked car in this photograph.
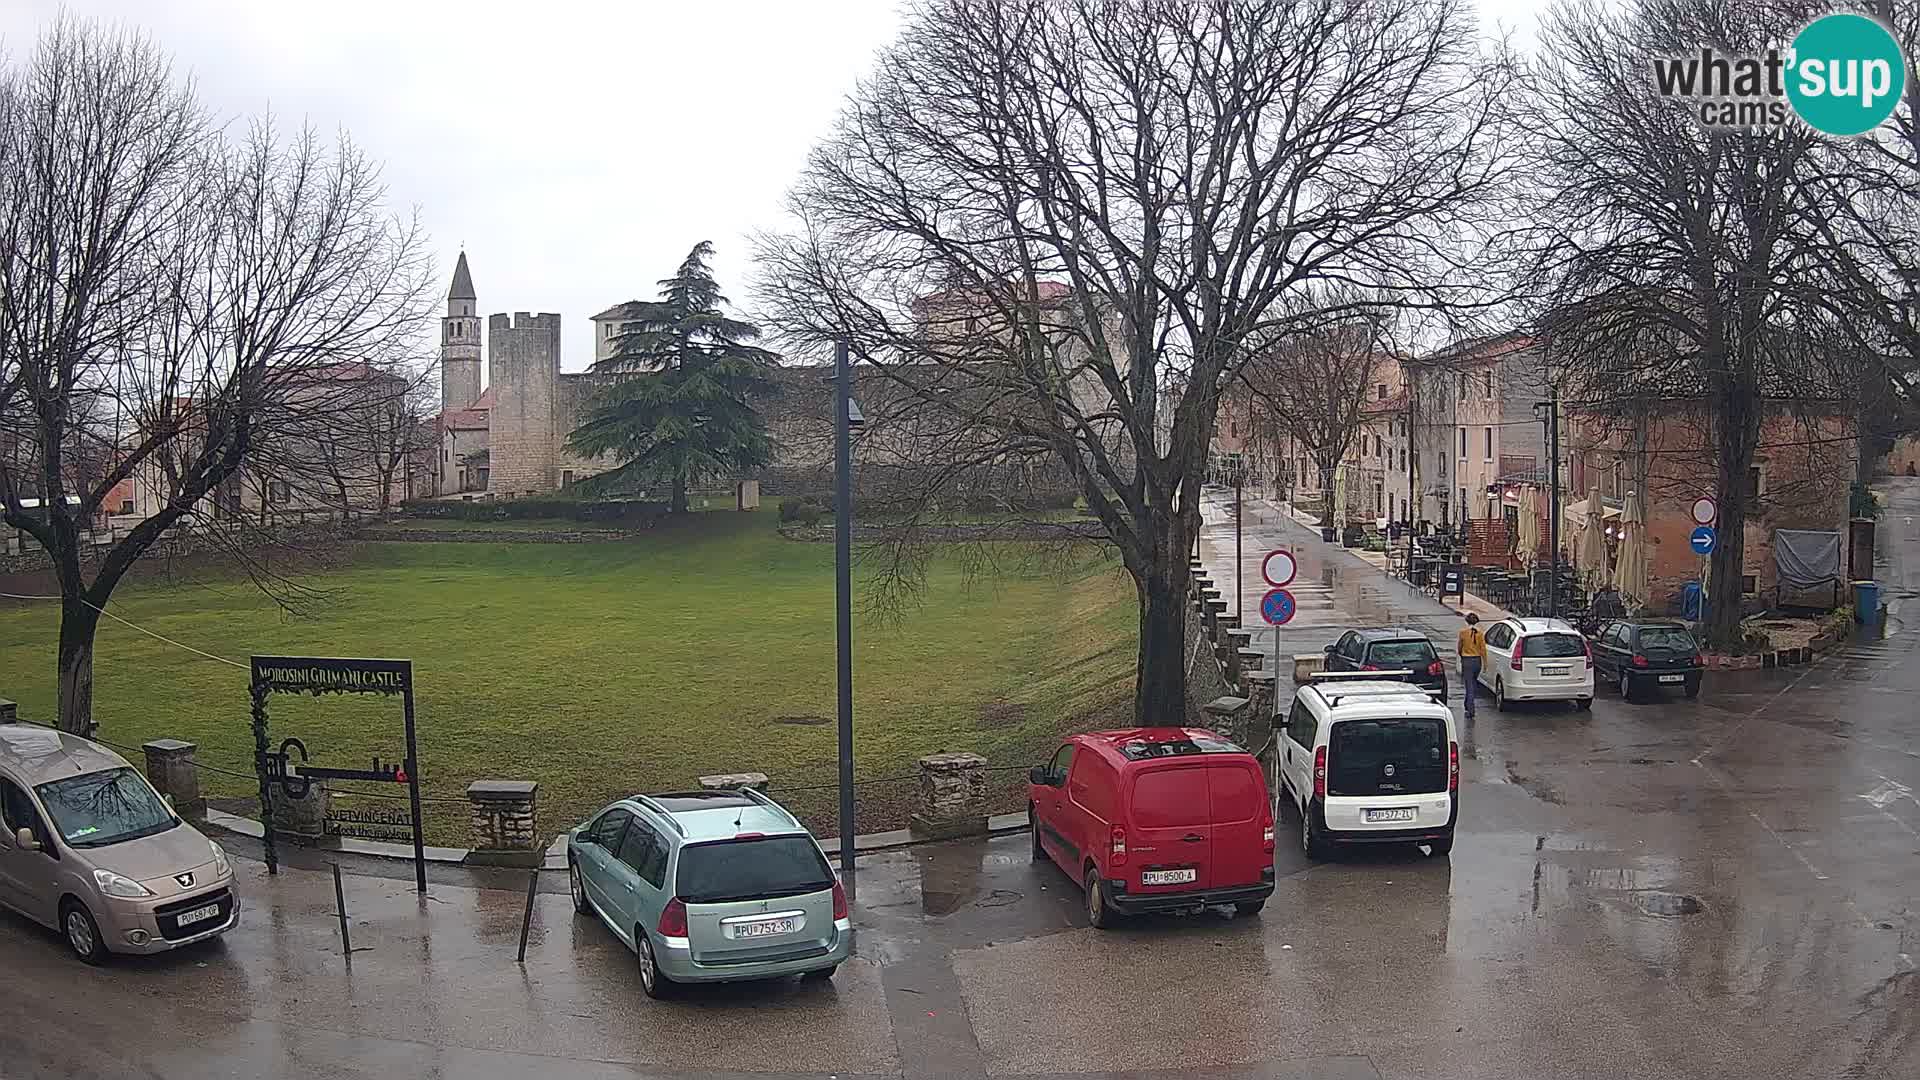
[1590,619,1704,701]
[1477,617,1594,710]
[1322,627,1448,701]
[1027,728,1274,929]
[566,788,850,998]
[1277,672,1458,860]
[0,724,239,964]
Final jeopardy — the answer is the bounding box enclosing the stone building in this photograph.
[431,254,615,497]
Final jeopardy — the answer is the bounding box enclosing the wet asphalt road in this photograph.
[1,482,1916,1079]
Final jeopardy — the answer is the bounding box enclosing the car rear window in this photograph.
[675,835,835,904]
[1130,767,1209,828]
[1328,718,1447,796]
[1525,633,1586,658]
[1639,627,1697,652]
[1366,640,1436,667]
[1207,765,1262,824]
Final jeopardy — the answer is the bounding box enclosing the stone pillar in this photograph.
[909,752,989,840]
[0,699,15,723]
[267,781,328,839]
[466,780,540,865]
[699,771,770,792]
[142,739,203,820]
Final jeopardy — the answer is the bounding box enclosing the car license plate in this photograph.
[1364,808,1416,823]
[736,917,798,939]
[1141,868,1197,886]
[177,903,221,926]
[1542,665,1569,676]
[1658,674,1684,683]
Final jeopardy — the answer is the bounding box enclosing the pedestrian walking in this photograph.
[1457,613,1485,719]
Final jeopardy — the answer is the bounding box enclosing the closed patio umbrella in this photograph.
[1612,489,1648,609]
[1576,487,1612,590]
[1515,487,1540,570]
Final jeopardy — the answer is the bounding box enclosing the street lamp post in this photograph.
[832,340,858,900]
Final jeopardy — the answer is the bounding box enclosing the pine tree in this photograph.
[567,242,779,512]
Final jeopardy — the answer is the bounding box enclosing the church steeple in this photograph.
[440,252,482,410]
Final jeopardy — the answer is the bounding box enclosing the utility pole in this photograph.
[1534,389,1563,618]
[1234,456,1244,622]
[1406,365,1418,569]
[833,340,857,900]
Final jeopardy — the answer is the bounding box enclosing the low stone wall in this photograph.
[778,521,1109,544]
[356,528,643,544]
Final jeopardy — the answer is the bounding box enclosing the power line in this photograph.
[0,591,247,671]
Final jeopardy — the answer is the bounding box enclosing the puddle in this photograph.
[1635,892,1704,917]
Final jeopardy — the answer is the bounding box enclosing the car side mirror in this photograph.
[1323,644,1335,654]
[1029,765,1049,786]
[14,827,39,852]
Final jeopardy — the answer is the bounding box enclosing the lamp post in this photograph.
[831,341,861,899]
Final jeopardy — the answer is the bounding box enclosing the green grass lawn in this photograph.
[0,510,1138,843]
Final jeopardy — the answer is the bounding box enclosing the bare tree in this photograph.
[1523,0,1869,649]
[0,18,433,734]
[757,0,1518,724]
[1236,317,1393,530]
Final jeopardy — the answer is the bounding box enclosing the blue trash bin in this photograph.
[1682,581,1703,621]
[1853,581,1880,623]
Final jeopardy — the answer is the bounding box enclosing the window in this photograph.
[1068,753,1115,820]
[1482,370,1494,399]
[588,808,632,850]
[1327,718,1447,796]
[1639,627,1698,653]
[1483,427,1494,460]
[1747,464,1765,499]
[1288,700,1318,748]
[618,822,668,888]
[1130,767,1210,828]
[118,498,134,515]
[674,836,834,903]
[1459,428,1467,458]
[1366,639,1438,668]
[604,323,615,338]
[1438,453,1447,477]
[1458,487,1468,517]
[561,470,575,488]
[1207,765,1262,824]
[1045,743,1074,786]
[34,767,178,848]
[0,778,51,850]
[1376,383,1388,400]
[1458,373,1467,400]
[1524,633,1586,658]
[269,480,290,503]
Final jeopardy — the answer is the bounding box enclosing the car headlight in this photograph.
[93,868,154,899]
[208,842,231,878]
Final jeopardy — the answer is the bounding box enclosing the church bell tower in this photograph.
[441,251,482,410]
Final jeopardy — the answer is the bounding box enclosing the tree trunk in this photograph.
[670,472,689,514]
[1130,506,1191,726]
[1703,392,1758,650]
[1317,460,1337,529]
[56,599,102,736]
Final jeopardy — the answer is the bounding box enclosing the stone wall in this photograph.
[487,312,562,496]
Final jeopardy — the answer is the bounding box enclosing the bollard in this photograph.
[331,863,351,960]
[516,867,540,963]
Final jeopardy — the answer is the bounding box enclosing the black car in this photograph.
[1590,620,1703,701]
[1323,627,1447,702]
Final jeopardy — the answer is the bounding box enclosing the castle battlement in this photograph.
[490,311,561,332]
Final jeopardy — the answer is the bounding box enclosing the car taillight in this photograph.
[1692,654,1704,667]
[1312,746,1327,799]
[1582,638,1593,670]
[1109,824,1127,864]
[1361,663,1379,671]
[1632,654,1649,668]
[1427,660,1445,676]
[1510,636,1525,671]
[1449,740,1459,792]
[657,897,689,938]
[1262,805,1276,853]
[831,880,849,920]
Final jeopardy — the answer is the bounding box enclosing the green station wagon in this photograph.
[566,789,850,998]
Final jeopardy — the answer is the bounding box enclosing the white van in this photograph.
[1477,617,1594,710]
[1275,673,1457,860]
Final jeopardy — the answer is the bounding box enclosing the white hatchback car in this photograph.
[1477,617,1594,710]
[1277,673,1457,860]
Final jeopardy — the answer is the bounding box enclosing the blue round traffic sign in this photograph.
[1689,525,1716,555]
[1260,587,1297,626]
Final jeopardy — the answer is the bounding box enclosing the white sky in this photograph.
[1,0,1544,373]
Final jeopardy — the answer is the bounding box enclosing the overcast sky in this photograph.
[1,0,1542,373]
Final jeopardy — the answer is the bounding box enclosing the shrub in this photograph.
[792,501,826,527]
[778,497,806,524]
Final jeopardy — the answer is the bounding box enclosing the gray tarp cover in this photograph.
[1775,529,1841,588]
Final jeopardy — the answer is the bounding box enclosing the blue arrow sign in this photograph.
[1260,587,1297,626]
[1689,525,1716,555]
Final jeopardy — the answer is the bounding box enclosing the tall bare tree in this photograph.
[757,0,1518,724]
[1525,0,1862,648]
[1236,319,1393,530]
[0,18,433,734]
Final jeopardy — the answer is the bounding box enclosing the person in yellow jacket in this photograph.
[1457,613,1485,719]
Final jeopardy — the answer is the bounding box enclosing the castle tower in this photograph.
[488,312,562,494]
[440,252,482,410]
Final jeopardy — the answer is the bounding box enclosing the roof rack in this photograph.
[630,795,687,835]
[1306,669,1419,683]
[737,786,800,825]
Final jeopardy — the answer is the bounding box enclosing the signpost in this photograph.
[249,656,426,893]
[1690,496,1718,620]
[1261,568,1298,717]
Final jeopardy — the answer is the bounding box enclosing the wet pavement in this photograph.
[3,484,1917,1079]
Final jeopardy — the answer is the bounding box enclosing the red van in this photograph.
[1027,727,1275,928]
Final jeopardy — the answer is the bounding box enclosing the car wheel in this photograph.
[1620,672,1636,702]
[1234,900,1266,917]
[803,964,838,982]
[61,900,108,965]
[1084,867,1118,929]
[1029,804,1044,863]
[569,861,589,914]
[1684,679,1701,699]
[1576,696,1592,711]
[637,932,674,1000]
[1301,801,1333,861]
[1494,678,1508,712]
[1426,832,1455,857]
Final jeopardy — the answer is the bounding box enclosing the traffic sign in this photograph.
[1261,548,1297,588]
[1260,588,1297,626]
[1691,496,1717,525]
[1689,525,1716,555]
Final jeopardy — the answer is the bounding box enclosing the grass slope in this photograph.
[0,511,1136,842]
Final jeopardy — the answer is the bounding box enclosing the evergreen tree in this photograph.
[568,242,779,512]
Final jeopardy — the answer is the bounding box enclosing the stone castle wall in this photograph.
[488,313,561,495]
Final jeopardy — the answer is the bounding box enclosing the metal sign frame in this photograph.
[249,656,425,893]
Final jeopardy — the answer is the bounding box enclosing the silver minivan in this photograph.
[0,724,238,963]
